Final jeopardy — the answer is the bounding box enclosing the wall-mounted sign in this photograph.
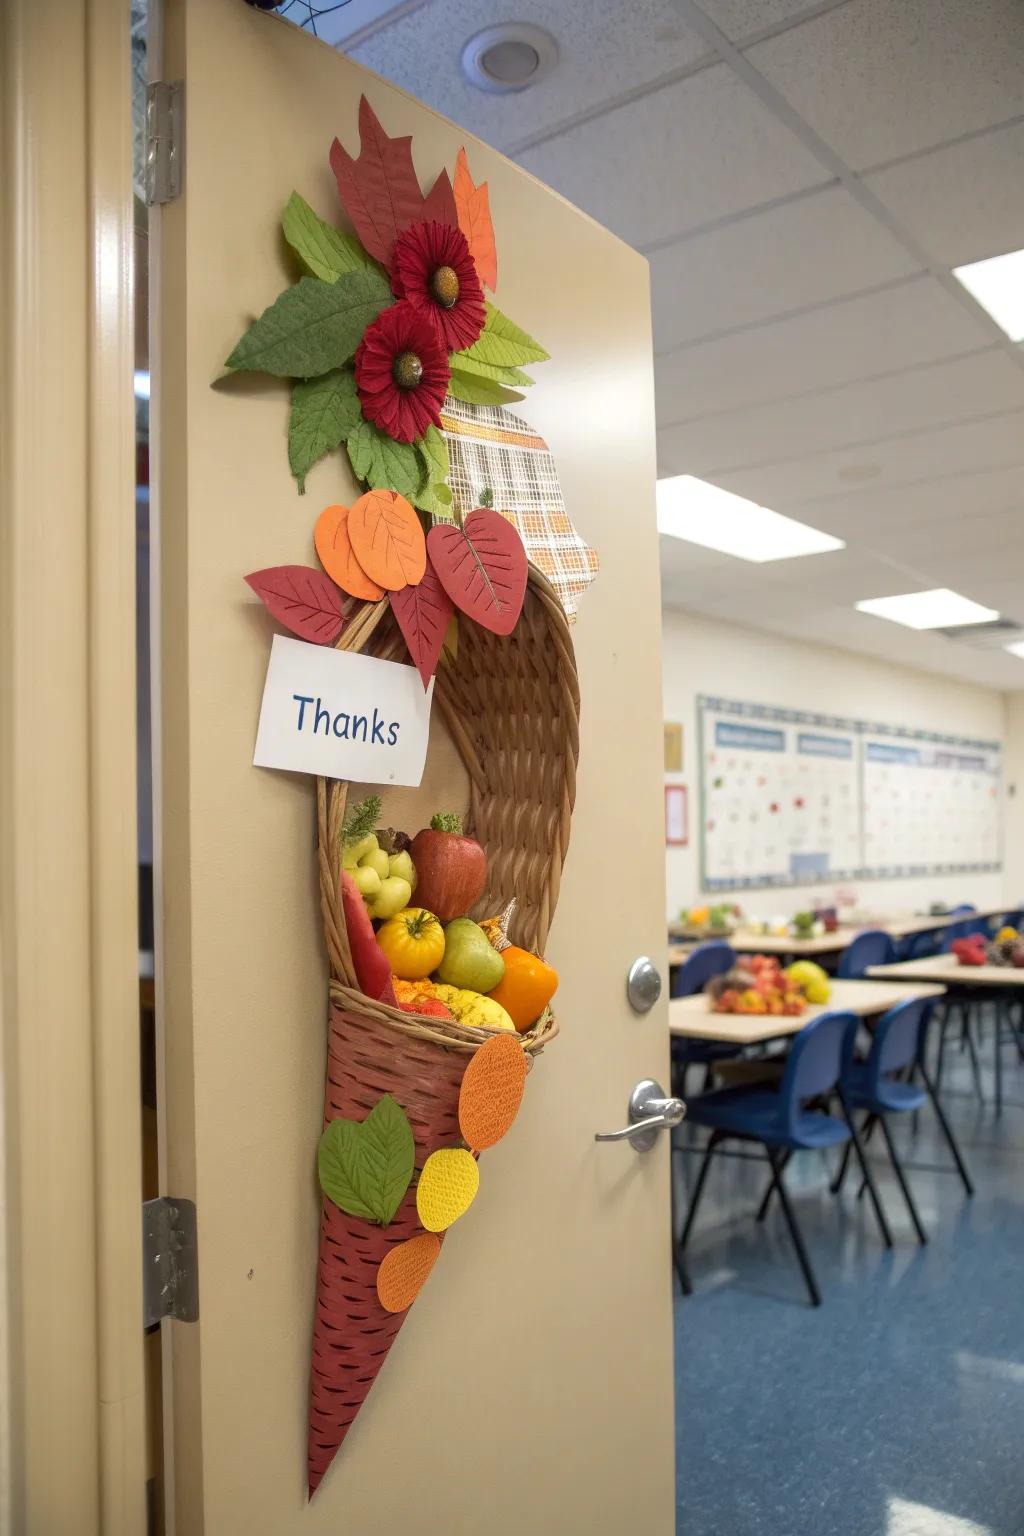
[664,721,684,773]
[665,784,688,846]
[253,635,434,786]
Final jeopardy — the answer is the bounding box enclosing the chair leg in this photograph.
[702,1061,714,1093]
[768,1148,822,1308]
[677,1132,719,1253]
[755,1147,791,1222]
[936,1005,950,1089]
[855,1113,877,1200]
[837,1093,893,1249]
[878,1115,928,1245]
[674,1248,693,1296]
[918,1057,974,1196]
[995,1002,1004,1118]
[964,1012,985,1104]
[829,1140,852,1196]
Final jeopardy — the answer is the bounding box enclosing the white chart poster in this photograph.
[700,699,860,891]
[699,697,1001,890]
[861,730,1001,876]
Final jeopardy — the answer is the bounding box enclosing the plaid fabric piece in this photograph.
[439,397,599,621]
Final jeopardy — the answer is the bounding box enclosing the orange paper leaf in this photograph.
[314,503,385,602]
[348,489,426,593]
[453,147,497,293]
[376,1232,442,1313]
[458,1033,528,1152]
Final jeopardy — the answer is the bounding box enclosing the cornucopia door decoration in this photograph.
[225,95,595,1495]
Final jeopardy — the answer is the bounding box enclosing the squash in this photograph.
[431,985,516,1033]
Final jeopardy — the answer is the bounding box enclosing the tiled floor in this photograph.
[673,1015,1024,1536]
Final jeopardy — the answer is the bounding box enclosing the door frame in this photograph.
[0,1,145,1531]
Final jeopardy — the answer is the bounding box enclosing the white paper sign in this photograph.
[253,634,434,787]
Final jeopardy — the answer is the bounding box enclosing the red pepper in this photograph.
[340,871,398,1006]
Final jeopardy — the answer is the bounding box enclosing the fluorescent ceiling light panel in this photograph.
[855,589,1000,630]
[1005,641,1024,660]
[656,475,844,562]
[952,248,1024,341]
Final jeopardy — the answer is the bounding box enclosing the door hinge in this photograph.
[144,80,184,206]
[143,1197,198,1326]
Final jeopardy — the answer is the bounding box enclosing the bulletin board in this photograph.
[699,696,1002,891]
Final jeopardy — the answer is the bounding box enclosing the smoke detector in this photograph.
[461,24,558,95]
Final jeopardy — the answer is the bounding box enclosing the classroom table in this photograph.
[868,953,1024,1112]
[864,906,1013,939]
[670,978,946,1045]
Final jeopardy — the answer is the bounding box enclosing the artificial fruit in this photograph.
[367,875,413,920]
[436,917,505,993]
[409,812,486,922]
[376,907,445,979]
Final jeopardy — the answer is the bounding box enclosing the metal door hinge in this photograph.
[143,1197,198,1326]
[145,81,184,206]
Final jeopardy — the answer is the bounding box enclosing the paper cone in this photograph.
[307,1002,467,1497]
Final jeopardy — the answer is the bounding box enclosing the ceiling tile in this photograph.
[650,185,919,352]
[517,62,826,247]
[348,0,709,153]
[658,350,1024,474]
[655,275,991,423]
[776,462,1024,543]
[864,120,1024,269]
[746,0,1024,172]
[710,410,1024,510]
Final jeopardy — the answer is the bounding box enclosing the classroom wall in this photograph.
[662,607,1012,921]
[1003,692,1024,910]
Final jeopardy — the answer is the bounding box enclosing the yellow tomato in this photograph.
[375,907,444,980]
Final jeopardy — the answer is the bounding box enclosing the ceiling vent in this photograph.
[936,616,1024,650]
[461,24,558,95]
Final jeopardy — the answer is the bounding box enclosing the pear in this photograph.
[437,918,506,994]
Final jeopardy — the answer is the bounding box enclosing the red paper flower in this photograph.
[354,300,450,444]
[392,220,486,352]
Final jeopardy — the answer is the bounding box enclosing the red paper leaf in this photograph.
[453,147,497,292]
[421,168,458,228]
[389,560,454,688]
[244,565,346,645]
[329,97,425,270]
[426,510,526,636]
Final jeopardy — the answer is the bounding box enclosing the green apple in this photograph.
[352,865,382,900]
[361,847,390,881]
[389,850,416,891]
[437,918,505,994]
[368,875,412,920]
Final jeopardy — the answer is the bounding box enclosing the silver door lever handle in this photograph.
[595,1079,686,1151]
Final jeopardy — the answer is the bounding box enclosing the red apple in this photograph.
[409,812,487,922]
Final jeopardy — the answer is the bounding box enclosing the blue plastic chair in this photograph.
[832,998,939,1243]
[836,928,897,979]
[675,1011,882,1306]
[670,941,738,1095]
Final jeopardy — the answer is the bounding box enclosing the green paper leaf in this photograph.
[412,477,454,517]
[346,417,422,500]
[460,303,549,368]
[317,1094,415,1227]
[282,191,377,283]
[447,370,524,407]
[288,368,361,492]
[225,271,392,378]
[448,352,534,386]
[417,424,449,487]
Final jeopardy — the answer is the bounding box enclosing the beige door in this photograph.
[153,2,674,1532]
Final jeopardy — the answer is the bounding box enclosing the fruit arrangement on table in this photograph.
[704,955,832,1015]
[952,926,1024,969]
[678,902,741,935]
[343,796,559,1033]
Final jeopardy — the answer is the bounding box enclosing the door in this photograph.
[153,2,674,1531]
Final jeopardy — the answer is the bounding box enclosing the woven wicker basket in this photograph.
[307,565,580,1495]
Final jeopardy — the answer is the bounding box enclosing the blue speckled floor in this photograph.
[673,1015,1024,1536]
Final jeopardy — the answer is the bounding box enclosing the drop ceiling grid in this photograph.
[314,0,1024,685]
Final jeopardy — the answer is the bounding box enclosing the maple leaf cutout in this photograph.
[453,148,497,292]
[421,168,459,228]
[329,96,425,269]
